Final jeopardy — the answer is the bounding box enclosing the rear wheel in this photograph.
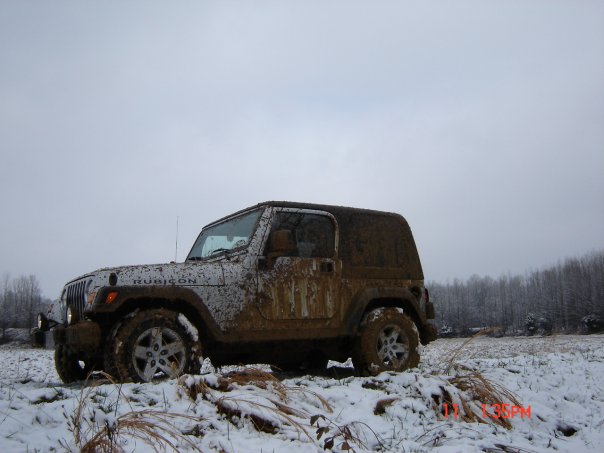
[107,309,202,383]
[353,308,419,376]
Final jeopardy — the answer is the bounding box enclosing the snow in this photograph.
[1,335,603,452]
[178,313,200,342]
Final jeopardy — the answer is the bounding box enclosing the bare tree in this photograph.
[0,274,45,333]
[11,275,43,328]
[0,273,11,341]
[430,250,604,336]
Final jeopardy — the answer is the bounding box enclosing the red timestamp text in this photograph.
[442,403,460,419]
[481,403,531,419]
[440,403,531,420]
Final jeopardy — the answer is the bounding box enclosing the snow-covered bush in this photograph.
[581,313,604,334]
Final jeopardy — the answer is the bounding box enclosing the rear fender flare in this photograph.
[344,287,425,335]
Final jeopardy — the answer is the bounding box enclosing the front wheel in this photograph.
[107,309,202,383]
[55,345,92,383]
[353,308,420,376]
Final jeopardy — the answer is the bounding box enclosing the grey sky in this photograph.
[1,1,603,298]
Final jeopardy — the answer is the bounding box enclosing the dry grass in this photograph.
[179,368,384,451]
[178,375,213,402]
[447,370,521,430]
[426,329,526,430]
[443,327,501,373]
[65,372,203,452]
[80,410,202,453]
[222,367,288,400]
[287,386,333,413]
[215,395,311,438]
[373,397,399,416]
[178,368,333,440]
[179,367,287,400]
[310,414,385,452]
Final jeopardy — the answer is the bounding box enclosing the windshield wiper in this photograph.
[187,249,231,261]
[209,248,231,256]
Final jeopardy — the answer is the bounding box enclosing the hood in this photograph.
[64,262,225,294]
[106,262,225,287]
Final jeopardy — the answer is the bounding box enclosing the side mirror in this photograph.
[269,229,296,255]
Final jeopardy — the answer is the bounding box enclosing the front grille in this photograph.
[65,279,87,321]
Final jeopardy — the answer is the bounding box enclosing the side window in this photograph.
[341,214,406,267]
[266,212,335,258]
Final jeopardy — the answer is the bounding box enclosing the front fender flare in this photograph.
[91,286,224,342]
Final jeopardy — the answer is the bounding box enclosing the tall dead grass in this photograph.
[63,372,203,452]
[443,327,500,373]
[178,367,332,441]
[311,413,385,452]
[181,367,378,451]
[439,369,521,429]
[435,329,524,430]
[80,410,201,453]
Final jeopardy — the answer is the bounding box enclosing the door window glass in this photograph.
[267,212,335,258]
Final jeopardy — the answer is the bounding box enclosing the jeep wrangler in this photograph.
[53,201,436,382]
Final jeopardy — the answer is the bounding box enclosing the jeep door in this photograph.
[257,208,340,321]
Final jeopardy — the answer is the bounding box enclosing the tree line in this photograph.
[1,274,49,341]
[2,250,603,340]
[429,250,604,336]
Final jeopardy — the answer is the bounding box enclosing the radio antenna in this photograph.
[175,216,179,262]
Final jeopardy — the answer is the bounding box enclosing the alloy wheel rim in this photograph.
[132,327,186,381]
[376,324,409,367]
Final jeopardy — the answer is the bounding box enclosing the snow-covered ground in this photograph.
[1,335,603,452]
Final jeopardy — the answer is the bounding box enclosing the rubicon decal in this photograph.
[132,278,198,285]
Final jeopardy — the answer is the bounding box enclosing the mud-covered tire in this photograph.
[353,308,420,376]
[103,321,123,381]
[107,309,202,383]
[55,345,91,383]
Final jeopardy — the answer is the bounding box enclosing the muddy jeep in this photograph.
[53,201,436,383]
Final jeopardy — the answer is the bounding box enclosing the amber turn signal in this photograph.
[105,291,119,304]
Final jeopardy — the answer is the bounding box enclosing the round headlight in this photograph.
[37,313,49,330]
[66,307,73,325]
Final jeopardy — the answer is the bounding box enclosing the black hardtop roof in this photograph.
[206,201,406,228]
[261,201,403,218]
[203,201,423,279]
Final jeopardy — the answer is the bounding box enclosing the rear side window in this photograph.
[341,214,408,267]
[267,211,335,258]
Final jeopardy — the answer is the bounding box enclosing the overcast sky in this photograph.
[1,1,603,298]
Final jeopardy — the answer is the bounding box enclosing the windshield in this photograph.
[186,209,262,260]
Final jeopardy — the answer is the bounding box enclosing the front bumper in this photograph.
[53,321,102,353]
[420,322,438,345]
[31,328,49,348]
[425,301,435,319]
